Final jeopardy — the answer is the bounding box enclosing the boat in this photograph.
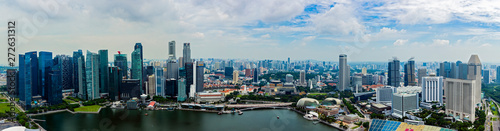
[238,111,243,115]
[144,113,148,116]
[313,121,319,125]
[303,111,319,121]
[218,112,222,115]
[277,116,279,119]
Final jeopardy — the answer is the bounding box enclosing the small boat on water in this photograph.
[303,111,319,121]
[313,121,319,125]
[145,113,148,116]
[218,112,222,115]
[238,111,243,115]
[277,116,280,119]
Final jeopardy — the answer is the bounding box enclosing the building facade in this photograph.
[388,58,400,87]
[421,75,443,106]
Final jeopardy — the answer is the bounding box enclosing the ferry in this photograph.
[303,111,319,121]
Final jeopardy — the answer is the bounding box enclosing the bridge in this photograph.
[239,106,290,111]
[226,103,292,109]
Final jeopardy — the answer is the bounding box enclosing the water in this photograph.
[33,108,338,131]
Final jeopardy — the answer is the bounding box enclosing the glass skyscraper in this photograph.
[99,50,109,94]
[48,63,63,105]
[18,54,31,109]
[86,51,100,100]
[131,47,143,94]
[73,50,85,96]
[177,78,186,102]
[155,67,165,97]
[109,66,122,101]
[25,51,39,100]
[39,51,52,99]
[114,54,128,79]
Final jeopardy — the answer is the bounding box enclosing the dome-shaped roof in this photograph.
[344,114,359,121]
[297,98,320,107]
[322,98,342,105]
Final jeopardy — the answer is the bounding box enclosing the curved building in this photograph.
[297,98,320,107]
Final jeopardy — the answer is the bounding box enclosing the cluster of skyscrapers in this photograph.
[13,41,208,109]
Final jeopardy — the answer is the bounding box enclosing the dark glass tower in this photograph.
[196,61,205,92]
[108,66,122,101]
[47,63,63,105]
[99,50,109,94]
[39,51,52,99]
[73,50,85,95]
[388,58,400,87]
[114,54,128,79]
[404,59,416,86]
[25,51,39,98]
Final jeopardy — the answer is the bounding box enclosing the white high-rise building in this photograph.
[339,54,350,91]
[300,70,306,86]
[467,54,482,104]
[421,74,443,106]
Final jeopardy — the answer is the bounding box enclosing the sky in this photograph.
[2,0,500,65]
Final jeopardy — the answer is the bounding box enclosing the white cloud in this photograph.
[432,39,450,46]
[393,39,408,46]
[310,2,365,35]
[260,34,271,38]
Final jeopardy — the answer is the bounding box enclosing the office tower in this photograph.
[24,52,39,100]
[131,47,143,94]
[86,51,100,100]
[388,58,401,87]
[233,70,239,84]
[196,61,205,92]
[73,50,85,94]
[339,54,349,91]
[109,66,122,101]
[392,93,419,117]
[225,67,233,79]
[300,70,306,86]
[439,62,451,78]
[361,67,367,75]
[286,74,293,83]
[376,86,395,103]
[120,79,141,100]
[497,66,500,83]
[183,43,191,65]
[185,62,194,96]
[245,69,251,77]
[179,57,184,68]
[47,63,62,105]
[145,66,154,76]
[353,76,362,93]
[98,50,109,94]
[404,59,416,86]
[114,54,128,79]
[54,55,73,91]
[421,74,443,106]
[76,55,87,100]
[362,74,374,85]
[467,54,481,104]
[155,67,165,97]
[417,68,427,86]
[177,78,187,102]
[483,70,490,84]
[165,78,178,97]
[167,61,179,79]
[451,62,458,78]
[253,68,259,83]
[458,63,468,79]
[444,78,477,122]
[147,75,155,96]
[18,54,31,108]
[168,41,176,61]
[38,51,52,99]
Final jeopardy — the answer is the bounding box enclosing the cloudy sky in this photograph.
[2,0,500,65]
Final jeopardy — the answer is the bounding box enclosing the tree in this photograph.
[363,122,370,128]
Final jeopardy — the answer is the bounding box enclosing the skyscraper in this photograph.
[300,70,306,86]
[38,51,52,99]
[73,50,85,95]
[421,74,443,106]
[183,43,191,65]
[47,63,63,105]
[458,63,468,80]
[54,55,73,91]
[439,62,451,78]
[225,67,233,79]
[185,62,194,96]
[339,54,349,91]
[233,70,239,84]
[155,67,165,97]
[483,70,490,84]
[388,58,400,87]
[467,54,481,104]
[196,61,205,93]
[497,66,500,83]
[108,66,122,101]
[417,68,427,86]
[131,47,143,94]
[98,50,109,94]
[168,41,176,61]
[114,53,128,79]
[253,68,259,83]
[18,54,31,109]
[25,51,39,98]
[177,78,187,102]
[86,51,100,100]
[404,59,416,86]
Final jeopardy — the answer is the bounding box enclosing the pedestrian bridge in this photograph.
[226,103,292,109]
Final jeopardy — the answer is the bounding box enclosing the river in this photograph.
[32,108,339,131]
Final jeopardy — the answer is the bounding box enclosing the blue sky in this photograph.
[2,0,500,65]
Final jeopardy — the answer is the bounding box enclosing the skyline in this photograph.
[3,0,500,65]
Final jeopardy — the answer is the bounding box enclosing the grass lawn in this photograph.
[63,99,77,104]
[74,105,101,112]
[308,93,327,96]
[490,101,499,116]
[0,103,20,113]
[493,117,498,121]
